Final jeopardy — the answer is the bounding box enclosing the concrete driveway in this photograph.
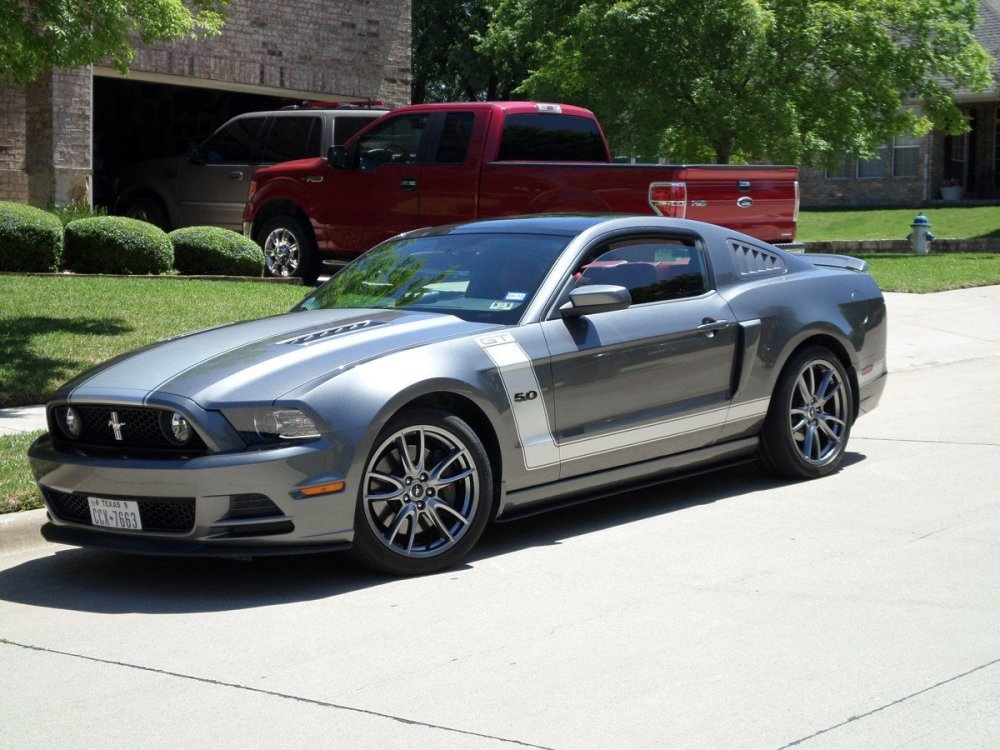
[1,287,998,749]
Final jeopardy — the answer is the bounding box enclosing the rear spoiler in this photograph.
[799,253,869,273]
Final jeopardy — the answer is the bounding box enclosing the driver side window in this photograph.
[576,238,709,304]
[357,114,429,165]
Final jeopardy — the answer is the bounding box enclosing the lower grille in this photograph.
[44,489,196,533]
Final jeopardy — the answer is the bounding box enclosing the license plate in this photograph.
[88,497,143,531]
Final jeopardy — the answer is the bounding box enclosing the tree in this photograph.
[412,0,524,102]
[481,0,994,165]
[0,0,228,85]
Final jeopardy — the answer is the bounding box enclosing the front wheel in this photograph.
[757,346,854,480]
[259,215,320,284]
[351,409,493,576]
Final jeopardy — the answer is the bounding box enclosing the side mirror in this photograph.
[560,285,632,318]
[187,142,206,165]
[327,144,349,169]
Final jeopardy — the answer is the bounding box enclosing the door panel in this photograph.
[541,292,737,479]
[179,116,268,230]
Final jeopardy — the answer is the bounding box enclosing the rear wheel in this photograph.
[121,195,169,230]
[757,346,854,479]
[351,409,493,576]
[259,215,320,284]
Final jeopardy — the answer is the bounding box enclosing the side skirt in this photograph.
[495,436,759,522]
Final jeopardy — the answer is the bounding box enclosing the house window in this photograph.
[858,145,889,178]
[893,133,920,177]
[826,156,852,179]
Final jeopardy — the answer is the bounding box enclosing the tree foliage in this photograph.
[481,0,994,165]
[0,0,228,85]
[412,0,524,102]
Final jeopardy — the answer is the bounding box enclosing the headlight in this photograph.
[223,407,321,446]
[254,409,320,440]
[160,411,193,445]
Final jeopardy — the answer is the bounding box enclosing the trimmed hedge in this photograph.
[0,201,64,272]
[64,216,173,275]
[169,226,265,277]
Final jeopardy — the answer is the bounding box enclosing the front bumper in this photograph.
[28,433,358,555]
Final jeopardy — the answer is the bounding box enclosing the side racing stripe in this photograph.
[477,333,769,471]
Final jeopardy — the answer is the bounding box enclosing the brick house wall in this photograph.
[0,0,411,207]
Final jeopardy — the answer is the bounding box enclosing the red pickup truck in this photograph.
[243,102,799,282]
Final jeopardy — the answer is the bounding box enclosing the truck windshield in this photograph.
[295,233,571,324]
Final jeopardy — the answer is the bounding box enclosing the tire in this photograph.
[351,408,493,576]
[757,346,854,480]
[121,195,169,230]
[259,215,320,284]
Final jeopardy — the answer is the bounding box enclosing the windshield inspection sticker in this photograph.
[505,291,527,302]
[490,301,516,311]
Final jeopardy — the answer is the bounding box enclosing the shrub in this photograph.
[64,216,173,275]
[0,201,64,272]
[169,226,265,277]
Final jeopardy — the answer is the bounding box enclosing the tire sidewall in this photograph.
[350,408,493,576]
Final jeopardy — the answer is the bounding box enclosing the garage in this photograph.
[92,75,284,210]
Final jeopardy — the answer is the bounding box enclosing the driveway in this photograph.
[1,287,998,749]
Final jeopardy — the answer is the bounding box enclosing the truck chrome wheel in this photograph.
[353,409,492,575]
[263,226,301,277]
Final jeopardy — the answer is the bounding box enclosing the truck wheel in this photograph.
[259,215,320,284]
[121,195,169,231]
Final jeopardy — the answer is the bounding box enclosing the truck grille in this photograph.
[44,489,196,533]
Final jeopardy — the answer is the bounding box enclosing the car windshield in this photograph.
[295,232,572,324]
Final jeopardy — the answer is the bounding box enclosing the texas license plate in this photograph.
[87,497,142,530]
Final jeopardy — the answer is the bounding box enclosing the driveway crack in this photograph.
[775,656,1000,748]
[1,638,553,749]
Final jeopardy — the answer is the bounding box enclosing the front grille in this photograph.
[44,488,196,533]
[49,405,208,454]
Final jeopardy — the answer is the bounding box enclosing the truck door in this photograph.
[324,113,430,252]
[418,111,486,226]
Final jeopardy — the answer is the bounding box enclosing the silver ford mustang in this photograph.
[29,216,887,575]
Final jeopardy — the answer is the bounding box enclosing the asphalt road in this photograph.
[2,287,999,749]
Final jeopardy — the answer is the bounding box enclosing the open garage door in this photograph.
[92,76,284,210]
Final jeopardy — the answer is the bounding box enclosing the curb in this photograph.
[0,508,50,557]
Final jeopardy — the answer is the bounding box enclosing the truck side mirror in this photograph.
[327,145,348,169]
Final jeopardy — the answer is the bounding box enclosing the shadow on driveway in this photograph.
[0,455,866,615]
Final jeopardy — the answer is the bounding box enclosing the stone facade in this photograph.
[0,0,411,207]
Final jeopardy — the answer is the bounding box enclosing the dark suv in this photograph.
[114,104,388,233]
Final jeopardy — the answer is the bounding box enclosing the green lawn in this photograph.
[0,276,305,408]
[0,431,44,513]
[798,205,1000,242]
[857,253,1000,293]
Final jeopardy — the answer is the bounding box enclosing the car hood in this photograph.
[59,309,500,407]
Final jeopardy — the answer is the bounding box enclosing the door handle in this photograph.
[229,171,244,181]
[697,318,730,338]
[400,178,418,192]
